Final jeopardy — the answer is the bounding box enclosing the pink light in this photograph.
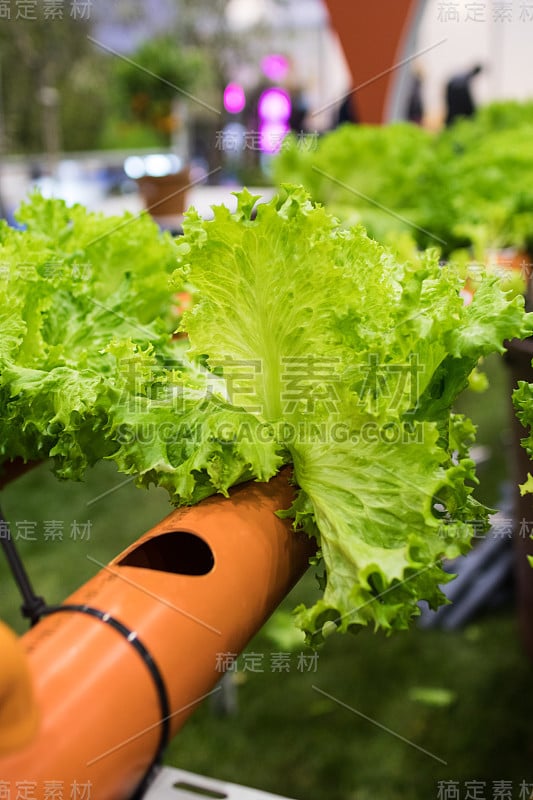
[223,82,246,114]
[258,87,291,122]
[259,121,290,154]
[261,54,289,82]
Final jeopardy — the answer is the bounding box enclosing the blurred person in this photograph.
[405,69,424,125]
[334,91,359,127]
[444,64,483,126]
[288,87,310,134]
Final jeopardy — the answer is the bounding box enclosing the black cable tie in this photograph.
[0,506,48,626]
[39,604,171,797]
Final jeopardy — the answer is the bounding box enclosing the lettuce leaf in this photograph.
[0,195,283,500]
[0,193,181,473]
[175,186,533,644]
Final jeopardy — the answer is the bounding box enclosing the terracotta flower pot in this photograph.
[461,248,531,305]
[136,168,190,227]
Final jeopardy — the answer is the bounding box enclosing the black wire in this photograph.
[0,508,47,625]
[0,503,170,796]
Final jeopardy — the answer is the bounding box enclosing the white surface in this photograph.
[143,767,298,800]
[102,184,277,223]
[0,158,276,223]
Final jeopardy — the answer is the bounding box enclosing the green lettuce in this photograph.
[1,188,531,645]
[0,193,180,473]
[174,186,533,644]
[272,122,435,246]
[273,103,533,258]
[0,194,282,498]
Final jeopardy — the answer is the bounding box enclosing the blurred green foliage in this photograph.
[0,14,112,153]
[273,101,533,260]
[0,0,262,155]
[110,35,210,147]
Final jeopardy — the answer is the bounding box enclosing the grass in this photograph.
[1,355,533,799]
[164,602,533,800]
[0,460,171,633]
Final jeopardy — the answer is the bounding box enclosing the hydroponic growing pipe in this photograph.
[0,469,314,799]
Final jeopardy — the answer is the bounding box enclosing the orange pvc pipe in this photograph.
[0,622,39,755]
[0,470,314,799]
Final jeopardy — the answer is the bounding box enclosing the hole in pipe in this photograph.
[118,531,214,576]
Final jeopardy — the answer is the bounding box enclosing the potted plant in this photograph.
[112,35,206,224]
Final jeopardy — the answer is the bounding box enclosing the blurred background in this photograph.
[2,2,533,799]
[1,0,532,218]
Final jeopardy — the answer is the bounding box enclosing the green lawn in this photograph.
[165,603,533,800]
[1,354,532,800]
[0,460,171,634]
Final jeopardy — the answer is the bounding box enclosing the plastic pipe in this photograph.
[0,621,39,756]
[0,470,314,799]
